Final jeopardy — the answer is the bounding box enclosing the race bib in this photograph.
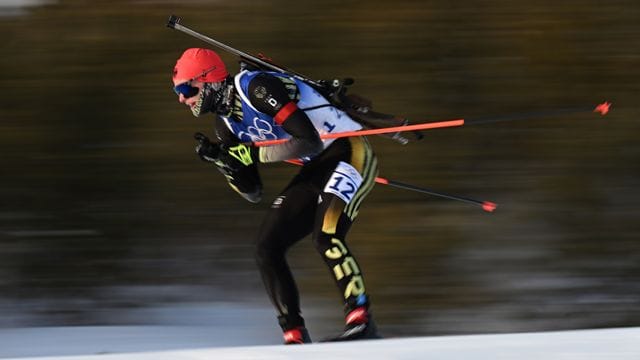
[323,162,363,204]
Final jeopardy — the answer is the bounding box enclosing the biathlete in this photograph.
[171,48,380,344]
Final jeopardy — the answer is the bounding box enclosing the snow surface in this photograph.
[1,326,639,360]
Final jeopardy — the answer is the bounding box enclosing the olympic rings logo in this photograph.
[239,117,279,141]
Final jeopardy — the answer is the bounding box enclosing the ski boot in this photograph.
[283,326,312,345]
[279,315,312,345]
[325,303,381,342]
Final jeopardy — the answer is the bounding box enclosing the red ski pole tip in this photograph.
[482,202,497,213]
[594,102,611,116]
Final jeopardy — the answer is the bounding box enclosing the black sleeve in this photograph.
[214,115,240,144]
[247,73,323,163]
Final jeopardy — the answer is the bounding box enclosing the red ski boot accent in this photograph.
[283,327,311,345]
[346,307,368,325]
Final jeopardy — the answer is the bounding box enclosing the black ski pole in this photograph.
[284,160,497,213]
[377,178,497,213]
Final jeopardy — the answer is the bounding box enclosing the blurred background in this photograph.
[1,0,639,345]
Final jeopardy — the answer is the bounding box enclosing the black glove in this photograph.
[194,132,221,162]
[194,132,258,166]
[193,132,262,203]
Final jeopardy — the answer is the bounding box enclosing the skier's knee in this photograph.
[255,239,280,269]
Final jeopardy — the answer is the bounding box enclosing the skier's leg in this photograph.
[311,137,381,341]
[255,181,316,343]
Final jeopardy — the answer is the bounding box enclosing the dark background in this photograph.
[1,0,639,339]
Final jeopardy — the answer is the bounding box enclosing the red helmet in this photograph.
[173,48,228,83]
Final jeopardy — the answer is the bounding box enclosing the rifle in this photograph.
[166,15,423,144]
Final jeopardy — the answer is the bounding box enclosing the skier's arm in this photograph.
[247,73,323,163]
[194,131,263,203]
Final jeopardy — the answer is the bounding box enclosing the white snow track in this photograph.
[1,326,639,360]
